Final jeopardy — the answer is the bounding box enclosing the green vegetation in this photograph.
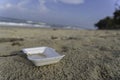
[95,9,120,29]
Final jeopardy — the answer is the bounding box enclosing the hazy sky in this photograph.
[0,0,119,29]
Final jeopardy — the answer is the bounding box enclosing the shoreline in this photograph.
[0,23,94,30]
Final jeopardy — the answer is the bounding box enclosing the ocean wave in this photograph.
[0,22,51,28]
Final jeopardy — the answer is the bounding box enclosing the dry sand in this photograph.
[0,26,120,80]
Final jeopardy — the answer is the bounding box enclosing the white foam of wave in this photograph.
[0,22,51,28]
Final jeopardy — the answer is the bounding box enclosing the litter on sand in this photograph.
[22,47,65,66]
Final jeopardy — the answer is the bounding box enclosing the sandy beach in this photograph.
[0,26,120,80]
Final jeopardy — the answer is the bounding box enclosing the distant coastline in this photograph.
[0,16,95,30]
[0,21,89,30]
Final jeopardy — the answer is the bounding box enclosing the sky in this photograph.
[0,0,119,29]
